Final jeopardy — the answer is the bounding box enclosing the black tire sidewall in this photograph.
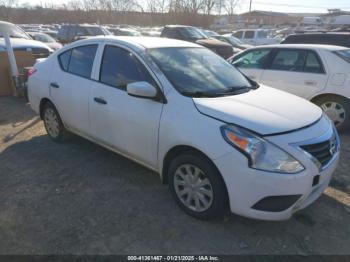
[168,152,228,220]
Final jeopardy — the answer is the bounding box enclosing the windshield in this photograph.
[227,36,244,45]
[84,26,111,36]
[257,30,268,38]
[148,47,253,97]
[33,33,55,43]
[179,27,207,40]
[333,49,350,63]
[0,23,31,39]
[204,30,219,37]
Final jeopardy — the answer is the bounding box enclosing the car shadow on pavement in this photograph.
[0,134,350,254]
[0,97,35,126]
[2,117,41,143]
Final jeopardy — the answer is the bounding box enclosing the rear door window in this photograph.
[244,31,255,39]
[269,49,306,72]
[66,45,98,78]
[166,29,182,39]
[257,31,268,38]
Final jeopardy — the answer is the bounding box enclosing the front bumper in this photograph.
[214,117,340,221]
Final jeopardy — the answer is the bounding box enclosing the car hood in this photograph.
[46,42,62,51]
[0,37,52,51]
[238,44,253,50]
[193,85,322,135]
[196,38,232,48]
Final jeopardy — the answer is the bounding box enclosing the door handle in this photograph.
[50,82,60,88]
[94,97,107,105]
[304,80,317,86]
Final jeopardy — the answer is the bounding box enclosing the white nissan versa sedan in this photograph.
[28,36,340,221]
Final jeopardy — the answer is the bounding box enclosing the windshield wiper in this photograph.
[182,91,220,98]
[213,86,254,96]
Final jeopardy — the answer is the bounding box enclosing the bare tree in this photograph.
[67,0,83,11]
[203,0,216,15]
[185,0,203,14]
[0,0,17,7]
[0,0,18,20]
[146,0,168,13]
[223,0,239,15]
[81,0,100,11]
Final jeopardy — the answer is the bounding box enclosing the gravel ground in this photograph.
[0,96,349,255]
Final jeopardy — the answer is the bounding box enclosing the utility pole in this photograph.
[249,0,252,12]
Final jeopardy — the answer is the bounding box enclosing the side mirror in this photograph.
[127,81,158,99]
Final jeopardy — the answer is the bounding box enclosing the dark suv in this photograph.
[57,24,111,44]
[161,25,233,58]
[281,33,350,48]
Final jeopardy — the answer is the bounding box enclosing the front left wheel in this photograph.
[168,152,228,220]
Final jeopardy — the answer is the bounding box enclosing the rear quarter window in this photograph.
[333,49,350,63]
[233,31,243,38]
[58,50,71,71]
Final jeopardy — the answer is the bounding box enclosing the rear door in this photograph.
[261,48,328,98]
[50,44,98,136]
[231,48,273,82]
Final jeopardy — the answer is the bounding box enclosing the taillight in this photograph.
[28,68,37,77]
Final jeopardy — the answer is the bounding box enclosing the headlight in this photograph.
[221,125,304,174]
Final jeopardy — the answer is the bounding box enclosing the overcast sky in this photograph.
[18,0,350,13]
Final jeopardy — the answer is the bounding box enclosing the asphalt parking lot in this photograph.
[0,96,349,255]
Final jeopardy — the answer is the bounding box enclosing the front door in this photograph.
[90,44,164,168]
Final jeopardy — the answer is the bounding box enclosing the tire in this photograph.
[314,95,350,133]
[168,152,228,220]
[42,101,69,142]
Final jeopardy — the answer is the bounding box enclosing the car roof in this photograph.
[71,36,201,49]
[248,44,348,51]
[164,25,194,28]
[0,21,15,26]
[288,32,350,36]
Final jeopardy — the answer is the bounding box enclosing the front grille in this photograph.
[14,47,50,59]
[300,138,336,168]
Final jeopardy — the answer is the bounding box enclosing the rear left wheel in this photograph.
[314,95,350,133]
[42,102,69,142]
